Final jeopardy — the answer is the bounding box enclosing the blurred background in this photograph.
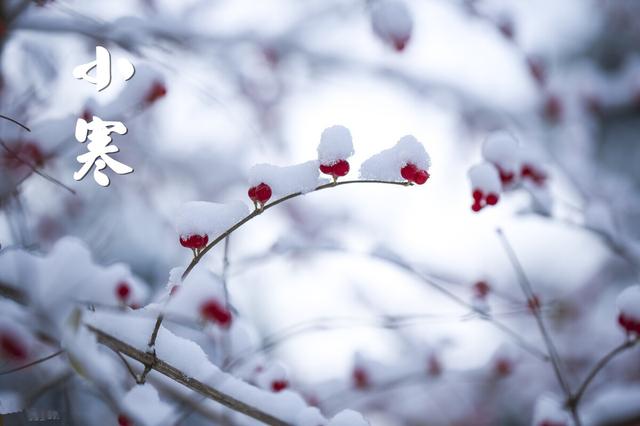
[1,0,640,425]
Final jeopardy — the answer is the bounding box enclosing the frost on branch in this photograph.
[318,125,355,180]
[370,0,413,52]
[173,201,248,250]
[617,285,640,335]
[249,160,320,200]
[531,395,571,426]
[359,135,431,184]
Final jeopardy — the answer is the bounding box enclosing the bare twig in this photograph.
[0,349,64,376]
[496,228,577,424]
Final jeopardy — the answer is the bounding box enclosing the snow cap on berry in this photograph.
[617,285,640,322]
[249,161,320,197]
[360,135,431,181]
[532,394,571,426]
[370,0,413,52]
[328,409,371,426]
[468,162,501,195]
[318,125,354,165]
[482,131,520,175]
[174,201,248,240]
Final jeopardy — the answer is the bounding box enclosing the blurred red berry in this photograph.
[618,313,640,335]
[117,414,133,426]
[427,355,442,376]
[271,380,289,392]
[116,281,131,302]
[144,81,167,104]
[180,234,209,250]
[473,281,490,298]
[200,299,232,327]
[527,56,547,87]
[528,295,541,312]
[485,193,499,206]
[0,333,27,361]
[472,189,483,202]
[543,94,563,123]
[495,358,512,376]
[352,367,369,389]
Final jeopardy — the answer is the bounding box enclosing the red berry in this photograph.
[618,314,640,335]
[180,234,209,250]
[527,295,541,312]
[319,163,334,175]
[352,367,369,389]
[200,299,232,327]
[392,35,410,52]
[427,355,442,376]
[472,189,483,202]
[254,183,272,204]
[413,169,429,185]
[116,282,131,302]
[473,281,490,298]
[248,186,257,201]
[485,193,499,206]
[271,380,288,392]
[81,108,93,122]
[332,160,350,177]
[471,202,483,212]
[498,167,515,185]
[495,358,512,376]
[400,163,418,181]
[543,94,563,123]
[144,81,167,104]
[118,414,133,426]
[0,333,27,361]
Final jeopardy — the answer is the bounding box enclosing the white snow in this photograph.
[328,410,370,426]
[532,394,571,426]
[617,285,640,320]
[164,268,225,321]
[582,384,640,426]
[359,135,431,181]
[173,201,248,238]
[249,161,320,196]
[482,130,520,173]
[317,125,355,165]
[370,1,413,49]
[121,384,174,426]
[468,162,501,194]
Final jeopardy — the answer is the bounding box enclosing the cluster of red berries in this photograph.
[471,189,500,212]
[180,234,209,251]
[521,163,547,186]
[400,162,429,185]
[200,299,232,328]
[248,182,272,208]
[0,331,28,361]
[618,313,640,335]
[319,159,350,181]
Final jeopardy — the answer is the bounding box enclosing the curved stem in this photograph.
[569,337,639,408]
[146,179,410,350]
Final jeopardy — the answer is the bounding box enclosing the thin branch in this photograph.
[0,114,31,131]
[144,179,410,351]
[86,325,291,426]
[0,140,76,195]
[569,337,639,408]
[496,228,577,424]
[0,349,64,376]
